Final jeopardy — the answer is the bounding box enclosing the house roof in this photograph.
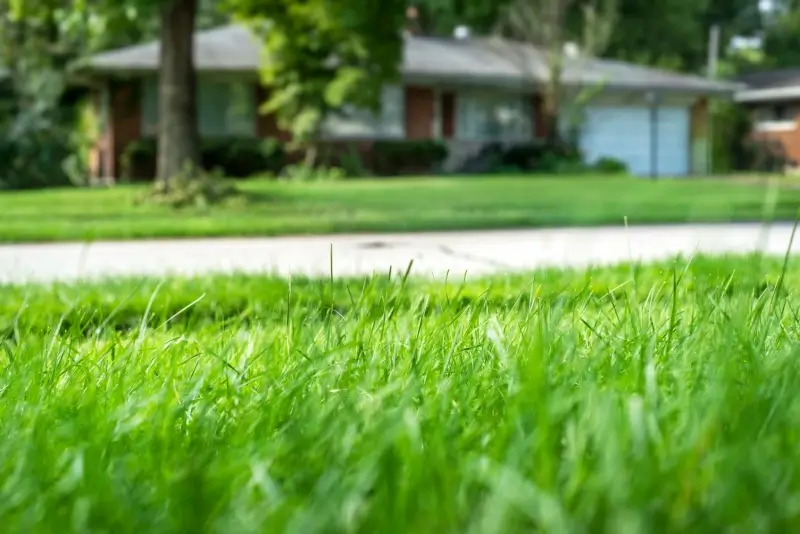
[85,24,740,95]
[735,68,800,103]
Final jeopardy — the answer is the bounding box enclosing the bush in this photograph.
[328,143,368,178]
[0,137,75,190]
[121,137,286,181]
[202,137,285,178]
[0,76,83,190]
[372,140,449,175]
[537,141,584,173]
[744,138,791,173]
[592,156,629,174]
[279,163,346,182]
[460,140,587,175]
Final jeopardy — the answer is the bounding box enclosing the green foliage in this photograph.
[467,142,626,176]
[414,0,512,35]
[335,143,369,178]
[707,96,791,175]
[0,1,89,190]
[593,156,629,174]
[372,140,449,175]
[762,9,800,69]
[201,137,285,178]
[229,0,407,147]
[136,166,241,208]
[601,0,762,73]
[121,137,286,180]
[0,67,84,189]
[0,135,76,190]
[416,0,762,74]
[279,163,347,182]
[505,141,583,174]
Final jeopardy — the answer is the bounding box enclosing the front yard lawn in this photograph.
[2,255,800,531]
[0,174,798,243]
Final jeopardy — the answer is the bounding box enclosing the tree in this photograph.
[228,0,407,165]
[411,0,512,36]
[0,0,232,187]
[414,0,763,75]
[155,0,200,182]
[496,0,617,143]
[602,0,761,73]
[762,9,800,69]
[0,0,88,188]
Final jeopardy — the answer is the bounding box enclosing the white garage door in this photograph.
[579,106,690,176]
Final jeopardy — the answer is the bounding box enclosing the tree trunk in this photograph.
[543,62,562,145]
[303,143,319,168]
[156,0,200,184]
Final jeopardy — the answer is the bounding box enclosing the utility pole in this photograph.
[706,24,720,176]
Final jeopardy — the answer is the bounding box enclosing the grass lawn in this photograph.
[0,174,799,242]
[2,254,800,531]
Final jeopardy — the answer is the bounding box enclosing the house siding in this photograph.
[93,80,439,180]
[92,74,716,180]
[748,101,800,167]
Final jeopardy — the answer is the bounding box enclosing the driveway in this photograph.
[0,222,798,283]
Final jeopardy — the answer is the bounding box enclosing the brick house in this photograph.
[81,24,738,180]
[736,69,800,168]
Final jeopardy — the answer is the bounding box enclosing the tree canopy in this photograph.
[227,0,407,154]
[413,0,764,73]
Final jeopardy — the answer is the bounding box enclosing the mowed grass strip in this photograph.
[0,255,799,532]
[0,175,798,242]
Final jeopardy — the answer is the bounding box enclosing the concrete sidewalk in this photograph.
[0,222,797,283]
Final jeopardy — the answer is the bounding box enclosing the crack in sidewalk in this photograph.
[436,244,516,270]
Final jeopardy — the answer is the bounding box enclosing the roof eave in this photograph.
[735,86,800,103]
[77,63,260,78]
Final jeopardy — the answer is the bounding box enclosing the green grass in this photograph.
[0,175,799,242]
[3,254,800,531]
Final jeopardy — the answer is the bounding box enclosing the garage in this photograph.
[579,106,690,177]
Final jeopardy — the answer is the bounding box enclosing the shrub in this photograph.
[743,138,790,173]
[500,142,547,170]
[372,140,449,175]
[464,140,586,175]
[0,76,83,190]
[120,138,155,181]
[121,137,286,181]
[333,143,368,178]
[202,137,285,178]
[279,163,346,182]
[593,156,629,174]
[0,137,75,190]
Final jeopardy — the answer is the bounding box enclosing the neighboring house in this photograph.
[736,69,800,168]
[81,24,738,180]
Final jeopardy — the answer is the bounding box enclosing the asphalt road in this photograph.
[0,223,798,284]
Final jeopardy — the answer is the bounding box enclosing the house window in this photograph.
[321,85,405,139]
[455,92,533,141]
[141,78,256,137]
[753,104,798,132]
